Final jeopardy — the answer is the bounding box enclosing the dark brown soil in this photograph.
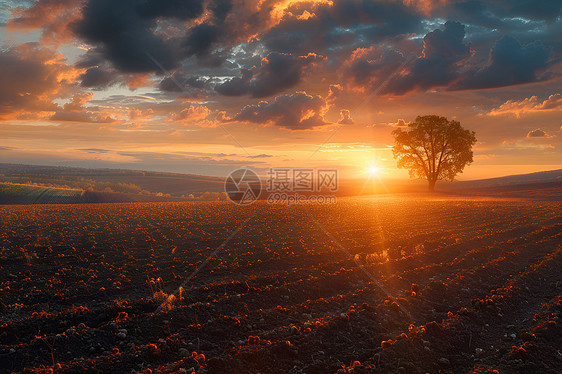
[0,196,560,373]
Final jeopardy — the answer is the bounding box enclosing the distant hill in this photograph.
[442,169,562,199]
[0,183,192,205]
[0,163,225,197]
[445,169,562,188]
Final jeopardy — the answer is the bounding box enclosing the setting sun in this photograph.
[365,165,381,177]
[367,165,381,177]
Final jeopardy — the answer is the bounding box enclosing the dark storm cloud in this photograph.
[434,1,562,58]
[453,36,551,90]
[343,46,406,91]
[208,0,233,22]
[383,21,470,95]
[230,92,330,130]
[135,0,204,20]
[216,52,324,98]
[80,67,119,88]
[422,21,471,59]
[488,0,561,23]
[262,0,422,56]
[72,0,216,73]
[6,0,561,101]
[183,23,221,58]
[73,0,181,73]
[446,1,503,29]
[74,49,105,68]
[437,0,561,28]
[158,72,210,93]
[377,19,553,94]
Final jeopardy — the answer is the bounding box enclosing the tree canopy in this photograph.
[392,115,477,191]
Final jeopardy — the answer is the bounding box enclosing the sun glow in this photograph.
[367,165,381,177]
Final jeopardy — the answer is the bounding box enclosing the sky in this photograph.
[0,0,561,180]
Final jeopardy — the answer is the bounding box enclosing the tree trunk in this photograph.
[428,179,436,192]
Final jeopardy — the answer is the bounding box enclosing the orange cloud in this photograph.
[129,108,155,121]
[0,43,80,120]
[50,93,118,123]
[488,94,562,118]
[7,0,84,45]
[526,128,553,139]
[338,109,354,124]
[62,92,93,111]
[125,74,153,90]
[326,84,343,103]
[168,105,213,126]
[269,0,333,25]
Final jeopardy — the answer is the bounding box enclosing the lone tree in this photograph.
[392,115,476,192]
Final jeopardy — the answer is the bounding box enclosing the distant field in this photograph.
[0,197,560,373]
[0,163,225,197]
[0,183,85,204]
[0,183,192,204]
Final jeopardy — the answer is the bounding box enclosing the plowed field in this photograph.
[1,196,561,373]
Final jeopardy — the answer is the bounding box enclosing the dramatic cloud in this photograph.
[71,0,232,73]
[79,67,119,88]
[326,84,343,102]
[168,105,212,125]
[72,0,183,72]
[343,45,406,93]
[474,0,561,23]
[2,0,561,176]
[527,128,553,138]
[0,43,77,119]
[488,94,562,117]
[158,72,211,96]
[128,108,154,121]
[7,0,82,44]
[67,0,236,75]
[383,21,470,94]
[183,23,222,58]
[50,92,117,123]
[78,64,152,90]
[376,22,553,94]
[338,109,354,124]
[261,0,422,55]
[229,92,330,130]
[216,52,325,98]
[454,35,551,90]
